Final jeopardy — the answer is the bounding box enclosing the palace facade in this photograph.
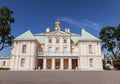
[0,21,103,70]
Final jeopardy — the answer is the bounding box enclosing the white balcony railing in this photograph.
[37,52,79,57]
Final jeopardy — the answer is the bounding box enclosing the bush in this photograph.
[0,68,10,70]
[102,60,111,70]
[104,66,111,70]
[114,56,120,70]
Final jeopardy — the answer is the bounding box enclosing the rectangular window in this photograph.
[22,45,26,53]
[56,39,59,43]
[3,61,6,66]
[89,59,93,67]
[89,45,92,53]
[49,39,52,43]
[21,58,25,67]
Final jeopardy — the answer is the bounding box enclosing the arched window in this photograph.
[63,39,67,43]
[48,47,52,52]
[63,47,67,52]
[41,48,44,52]
[55,47,59,53]
[72,48,74,53]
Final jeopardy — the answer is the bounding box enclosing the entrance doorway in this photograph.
[72,59,78,69]
[64,59,68,69]
[47,59,52,69]
[55,59,60,69]
[37,59,43,69]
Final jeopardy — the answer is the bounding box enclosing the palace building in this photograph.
[0,21,103,70]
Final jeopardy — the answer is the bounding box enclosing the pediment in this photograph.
[45,30,71,36]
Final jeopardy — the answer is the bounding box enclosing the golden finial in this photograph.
[55,20,60,28]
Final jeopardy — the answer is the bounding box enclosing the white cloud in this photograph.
[58,17,82,28]
[58,17,101,31]
[83,19,100,31]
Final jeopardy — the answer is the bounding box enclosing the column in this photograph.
[60,58,64,70]
[69,58,72,69]
[43,58,46,69]
[77,59,80,70]
[52,58,55,70]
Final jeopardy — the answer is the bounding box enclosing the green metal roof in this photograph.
[80,30,100,41]
[71,34,81,44]
[15,29,100,44]
[15,30,36,40]
[71,30,100,44]
[34,35,45,44]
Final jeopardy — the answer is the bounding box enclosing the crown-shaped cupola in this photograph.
[55,20,61,30]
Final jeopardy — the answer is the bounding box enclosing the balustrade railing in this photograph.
[37,52,79,56]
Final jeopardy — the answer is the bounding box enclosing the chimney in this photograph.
[82,28,85,34]
[46,28,50,32]
[67,28,70,33]
[65,28,68,32]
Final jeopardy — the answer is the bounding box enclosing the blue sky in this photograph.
[0,0,120,56]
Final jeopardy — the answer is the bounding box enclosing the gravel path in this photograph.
[0,71,119,84]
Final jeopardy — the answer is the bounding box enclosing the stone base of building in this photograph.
[10,68,103,71]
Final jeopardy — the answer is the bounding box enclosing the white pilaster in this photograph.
[69,58,72,69]
[52,37,55,52]
[60,58,63,70]
[60,37,62,52]
[43,58,46,69]
[52,58,55,70]
[78,58,80,69]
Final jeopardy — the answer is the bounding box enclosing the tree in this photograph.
[99,26,117,58]
[115,55,120,69]
[0,6,14,51]
[114,24,120,56]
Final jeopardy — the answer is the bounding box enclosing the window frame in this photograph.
[22,45,27,53]
[63,47,67,52]
[48,39,52,43]
[89,45,92,53]
[55,47,59,53]
[48,47,52,52]
[63,39,67,43]
[89,59,94,67]
[21,58,25,67]
[56,39,59,43]
[3,61,6,66]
